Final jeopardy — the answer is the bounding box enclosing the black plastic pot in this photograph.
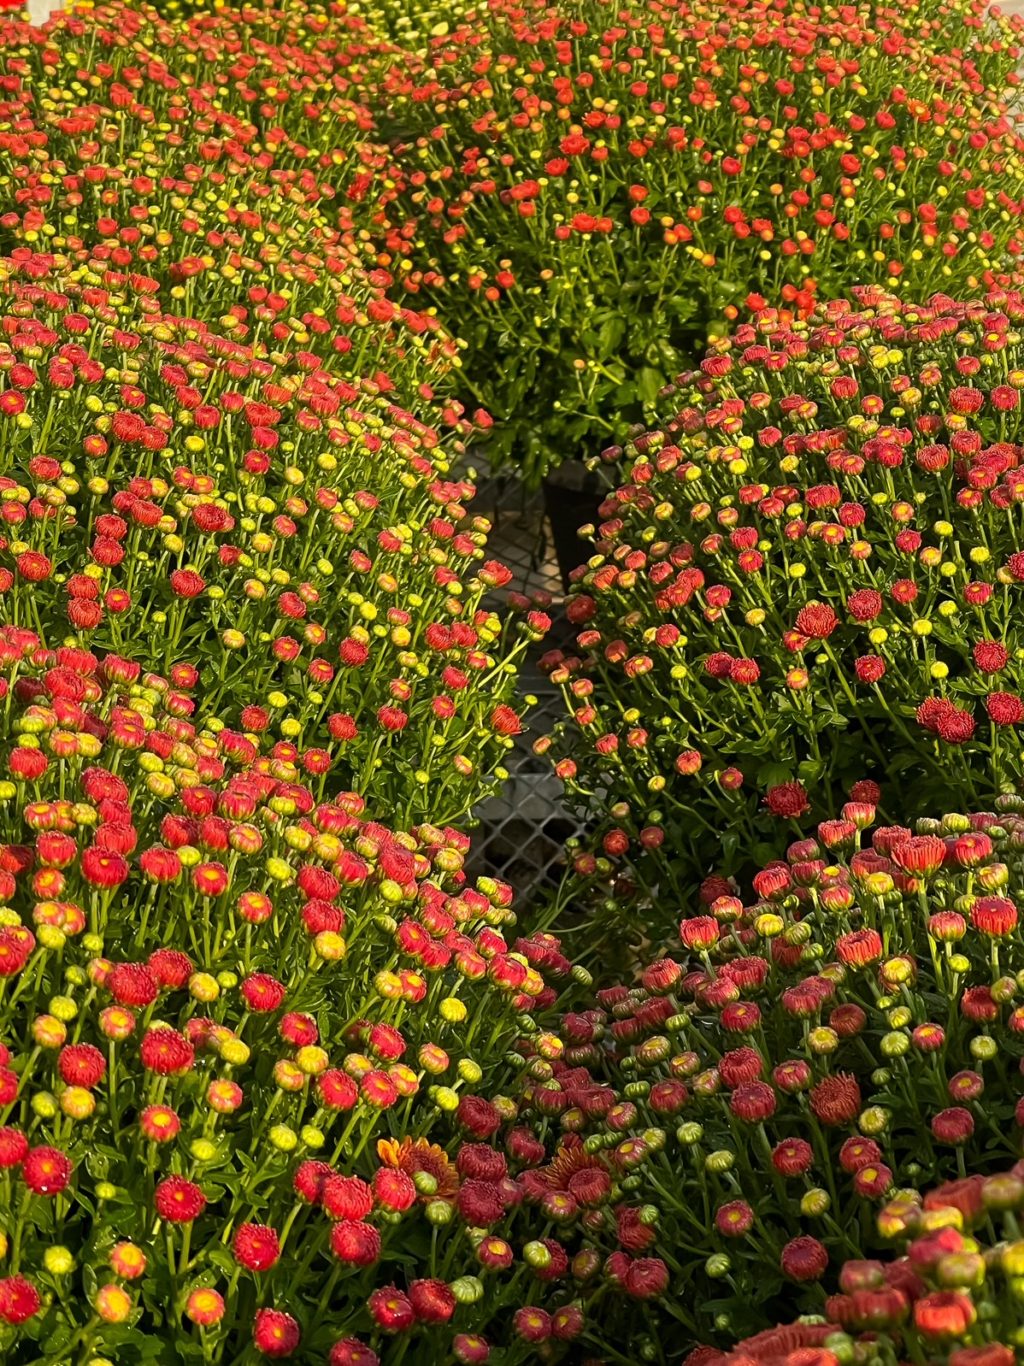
[542,467,605,593]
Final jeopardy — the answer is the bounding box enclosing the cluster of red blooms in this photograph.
[0,254,549,826]
[12,0,1024,1361]
[360,0,1024,480]
[0,0,557,828]
[506,789,1024,1350]
[0,0,397,310]
[684,1163,1024,1364]
[0,628,605,1361]
[543,288,1024,922]
[0,627,557,1007]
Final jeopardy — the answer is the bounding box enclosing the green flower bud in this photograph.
[43,1246,74,1275]
[705,1150,734,1174]
[31,1092,58,1120]
[936,1252,985,1289]
[801,1188,830,1217]
[450,1277,482,1304]
[880,1030,909,1058]
[859,1107,890,1136]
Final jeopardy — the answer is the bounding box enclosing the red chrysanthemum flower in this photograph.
[108,963,160,1007]
[22,1146,72,1195]
[780,1236,828,1282]
[836,929,883,967]
[368,1285,415,1332]
[809,1073,861,1127]
[139,1027,195,1075]
[322,1175,374,1222]
[233,1223,281,1272]
[764,781,810,819]
[58,1043,106,1089]
[252,1308,301,1358]
[154,1175,206,1224]
[794,602,838,639]
[0,1275,41,1325]
[931,1107,975,1146]
[971,896,1018,937]
[973,640,1009,673]
[986,692,1024,726]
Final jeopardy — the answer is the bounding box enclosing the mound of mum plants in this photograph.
[372,0,1024,481]
[506,792,1024,1351]
[0,629,601,1363]
[0,1,386,297]
[544,288,1024,913]
[685,1163,1024,1365]
[0,254,548,826]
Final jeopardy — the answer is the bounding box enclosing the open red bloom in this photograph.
[809,1073,861,1127]
[233,1223,281,1272]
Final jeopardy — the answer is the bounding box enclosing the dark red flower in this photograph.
[809,1073,861,1126]
[780,1236,828,1282]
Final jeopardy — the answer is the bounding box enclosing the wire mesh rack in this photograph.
[462,467,589,902]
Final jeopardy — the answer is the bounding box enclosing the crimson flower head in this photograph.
[780,1236,828,1282]
[154,1175,206,1224]
[931,1107,975,1146]
[913,1290,976,1339]
[890,835,947,877]
[15,552,51,583]
[809,1073,861,1127]
[331,1221,381,1266]
[490,704,521,736]
[772,1138,813,1177]
[233,1223,281,1272]
[794,602,838,639]
[240,973,286,1012]
[729,1080,776,1123]
[715,1200,754,1237]
[108,962,159,1007]
[847,589,883,621]
[987,692,1024,726]
[971,896,1018,937]
[679,916,718,951]
[169,569,205,599]
[836,929,883,967]
[373,1167,416,1212]
[140,1027,195,1075]
[23,1146,72,1195]
[368,1285,415,1333]
[457,1095,501,1138]
[0,1275,41,1325]
[147,947,192,986]
[58,1043,106,1089]
[764,781,810,819]
[330,1340,380,1366]
[322,1174,374,1222]
[253,1308,301,1358]
[408,1279,455,1324]
[0,1127,28,1169]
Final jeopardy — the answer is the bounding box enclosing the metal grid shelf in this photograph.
[463,469,588,902]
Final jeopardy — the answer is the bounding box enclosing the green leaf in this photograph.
[757,762,794,789]
[597,315,626,358]
[636,366,666,405]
